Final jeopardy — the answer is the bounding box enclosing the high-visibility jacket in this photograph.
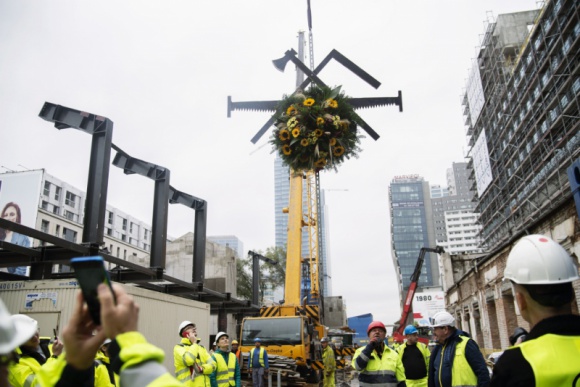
[8,343,60,387]
[398,341,430,387]
[322,346,336,387]
[95,351,118,386]
[174,337,216,387]
[441,337,477,387]
[490,314,580,386]
[37,332,185,387]
[248,348,267,369]
[352,343,406,387]
[210,349,240,387]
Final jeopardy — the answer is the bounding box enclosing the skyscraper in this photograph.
[389,175,439,292]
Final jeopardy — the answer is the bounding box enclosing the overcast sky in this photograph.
[0,0,539,327]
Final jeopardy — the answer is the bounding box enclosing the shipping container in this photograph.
[0,279,211,371]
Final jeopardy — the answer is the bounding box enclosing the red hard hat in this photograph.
[367,321,386,335]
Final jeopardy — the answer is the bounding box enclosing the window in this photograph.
[64,210,75,221]
[55,225,60,237]
[109,244,113,254]
[55,186,61,201]
[117,247,120,257]
[108,211,113,225]
[123,250,127,260]
[107,228,112,236]
[53,206,60,215]
[130,222,134,234]
[62,228,77,243]
[65,191,77,208]
[43,181,51,196]
[122,218,127,231]
[41,220,50,233]
[144,229,149,240]
[121,234,126,242]
[41,201,48,210]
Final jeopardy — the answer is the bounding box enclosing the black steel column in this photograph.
[84,127,113,248]
[193,203,207,284]
[150,169,170,269]
[252,253,260,306]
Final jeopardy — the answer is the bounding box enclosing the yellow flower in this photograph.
[279,129,290,141]
[316,117,325,126]
[282,145,292,155]
[292,128,301,138]
[286,105,297,116]
[300,139,309,147]
[314,129,323,137]
[288,116,298,129]
[328,99,338,108]
[333,146,345,157]
[303,98,315,107]
[332,115,341,129]
[329,138,337,146]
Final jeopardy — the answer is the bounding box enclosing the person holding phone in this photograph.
[174,320,216,386]
[37,283,186,387]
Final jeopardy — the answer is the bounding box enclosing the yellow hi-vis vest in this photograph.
[519,333,580,386]
[174,339,215,387]
[213,352,237,386]
[438,336,477,387]
[249,348,265,368]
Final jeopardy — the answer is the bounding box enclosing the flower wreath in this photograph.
[270,86,363,172]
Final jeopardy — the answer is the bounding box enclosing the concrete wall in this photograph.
[0,279,210,371]
[324,296,347,328]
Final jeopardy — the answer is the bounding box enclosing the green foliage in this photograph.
[235,246,287,304]
[270,85,363,172]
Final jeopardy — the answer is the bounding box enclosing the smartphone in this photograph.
[70,256,116,325]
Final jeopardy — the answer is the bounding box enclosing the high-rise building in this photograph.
[462,7,578,250]
[208,235,245,259]
[431,162,482,254]
[389,175,439,292]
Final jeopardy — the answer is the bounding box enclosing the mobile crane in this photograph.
[239,170,325,380]
[392,246,445,345]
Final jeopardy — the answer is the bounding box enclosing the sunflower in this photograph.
[329,138,337,146]
[300,139,310,147]
[282,145,292,155]
[279,129,290,141]
[286,105,297,116]
[292,128,301,138]
[333,146,345,157]
[303,98,315,107]
[316,117,325,126]
[327,99,338,108]
[314,129,323,137]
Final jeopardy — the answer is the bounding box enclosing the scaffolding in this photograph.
[463,0,580,251]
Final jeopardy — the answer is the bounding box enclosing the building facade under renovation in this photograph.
[445,1,580,353]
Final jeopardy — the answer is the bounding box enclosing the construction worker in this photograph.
[392,335,404,352]
[248,338,269,387]
[174,320,216,386]
[0,299,38,387]
[491,234,580,386]
[428,311,489,387]
[209,332,241,387]
[230,340,241,365]
[95,338,118,386]
[352,321,406,386]
[321,337,336,387]
[7,314,64,387]
[398,325,429,387]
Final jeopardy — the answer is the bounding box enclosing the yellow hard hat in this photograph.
[231,340,239,345]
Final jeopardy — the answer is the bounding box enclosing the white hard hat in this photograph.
[215,332,229,343]
[504,235,579,285]
[431,311,455,328]
[178,320,195,337]
[320,337,329,343]
[1,304,38,355]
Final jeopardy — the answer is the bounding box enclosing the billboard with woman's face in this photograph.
[0,170,42,276]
